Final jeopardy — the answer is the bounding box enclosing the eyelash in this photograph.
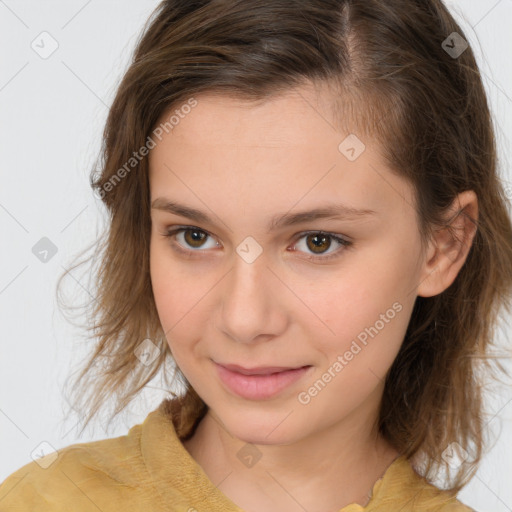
[161,226,353,262]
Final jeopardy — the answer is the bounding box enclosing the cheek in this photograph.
[311,292,407,371]
[150,243,189,334]
[149,243,212,362]
[296,281,411,419]
[298,250,415,371]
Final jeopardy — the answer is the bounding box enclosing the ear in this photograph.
[417,190,479,298]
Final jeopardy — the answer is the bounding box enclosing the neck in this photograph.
[183,401,400,512]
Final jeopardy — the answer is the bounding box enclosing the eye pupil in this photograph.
[185,229,207,248]
[307,234,331,254]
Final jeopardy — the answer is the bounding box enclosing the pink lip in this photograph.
[219,363,302,375]
[215,362,312,400]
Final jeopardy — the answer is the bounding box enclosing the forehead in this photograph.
[148,86,416,225]
[153,85,343,148]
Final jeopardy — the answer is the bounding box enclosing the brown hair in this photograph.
[57,0,512,493]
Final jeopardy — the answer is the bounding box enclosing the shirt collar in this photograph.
[140,396,455,511]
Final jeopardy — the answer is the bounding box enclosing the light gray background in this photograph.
[1,1,511,510]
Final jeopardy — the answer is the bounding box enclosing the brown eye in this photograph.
[182,229,208,248]
[163,227,219,252]
[163,226,352,262]
[305,233,332,254]
[292,231,352,261]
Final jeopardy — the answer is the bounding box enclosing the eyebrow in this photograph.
[151,197,377,232]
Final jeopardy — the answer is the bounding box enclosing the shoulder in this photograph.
[436,502,476,512]
[0,423,149,512]
[367,456,477,512]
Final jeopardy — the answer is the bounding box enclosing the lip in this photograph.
[215,362,313,400]
[218,363,304,375]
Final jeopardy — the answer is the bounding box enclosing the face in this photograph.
[149,83,427,446]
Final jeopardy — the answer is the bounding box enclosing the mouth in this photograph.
[217,363,309,376]
[214,361,313,400]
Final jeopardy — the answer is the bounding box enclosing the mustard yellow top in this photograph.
[0,397,474,512]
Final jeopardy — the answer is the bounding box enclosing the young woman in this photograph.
[1,1,511,511]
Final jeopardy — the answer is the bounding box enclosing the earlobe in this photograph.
[417,190,479,298]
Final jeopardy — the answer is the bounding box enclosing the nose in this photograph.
[217,250,288,344]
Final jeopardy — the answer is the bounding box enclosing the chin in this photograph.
[215,405,303,446]
[233,427,293,446]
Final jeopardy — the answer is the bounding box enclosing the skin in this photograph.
[148,82,478,512]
